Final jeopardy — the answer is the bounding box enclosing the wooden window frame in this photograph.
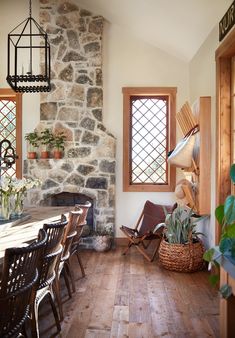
[123,87,176,192]
[0,88,22,178]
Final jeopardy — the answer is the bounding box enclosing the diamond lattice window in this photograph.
[123,87,176,192]
[131,96,168,184]
[0,100,17,177]
[0,89,22,178]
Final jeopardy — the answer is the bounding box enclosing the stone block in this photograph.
[66,173,85,187]
[86,177,108,190]
[67,147,91,158]
[99,160,115,173]
[56,15,72,29]
[89,17,103,35]
[58,107,78,121]
[59,64,74,82]
[87,87,103,108]
[84,42,100,55]
[80,117,95,131]
[82,131,99,145]
[77,164,95,176]
[40,102,57,120]
[58,2,78,14]
[41,179,59,190]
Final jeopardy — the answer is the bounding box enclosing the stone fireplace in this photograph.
[24,0,116,240]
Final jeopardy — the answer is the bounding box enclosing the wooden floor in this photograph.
[38,247,219,338]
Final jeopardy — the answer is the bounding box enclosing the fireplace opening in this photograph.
[42,192,94,229]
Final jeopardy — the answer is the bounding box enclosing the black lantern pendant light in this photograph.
[6,0,51,93]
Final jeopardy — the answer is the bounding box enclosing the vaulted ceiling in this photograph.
[77,0,231,61]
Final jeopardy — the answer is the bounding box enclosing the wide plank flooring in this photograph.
[38,247,219,338]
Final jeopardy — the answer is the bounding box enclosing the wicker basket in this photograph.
[159,238,205,272]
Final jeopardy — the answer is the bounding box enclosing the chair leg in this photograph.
[150,239,162,262]
[62,267,72,298]
[48,290,61,333]
[76,251,85,277]
[53,277,64,321]
[65,259,76,293]
[135,245,152,262]
[30,302,40,338]
[122,241,133,255]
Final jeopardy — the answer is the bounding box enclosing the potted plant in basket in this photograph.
[24,131,39,159]
[52,131,66,159]
[92,224,114,252]
[159,206,206,272]
[39,128,54,159]
[203,164,235,298]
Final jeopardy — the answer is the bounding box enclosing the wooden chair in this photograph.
[120,200,176,262]
[53,210,83,321]
[0,228,47,338]
[30,218,67,338]
[71,201,92,277]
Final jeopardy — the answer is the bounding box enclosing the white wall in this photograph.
[189,26,219,247]
[0,0,40,159]
[102,22,189,236]
[1,1,190,238]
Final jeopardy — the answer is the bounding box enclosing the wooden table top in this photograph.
[0,206,73,261]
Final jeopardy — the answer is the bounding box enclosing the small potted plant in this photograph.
[39,128,54,159]
[92,224,114,252]
[52,131,66,159]
[24,131,39,159]
[159,206,206,272]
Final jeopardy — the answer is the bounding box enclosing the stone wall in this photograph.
[24,0,116,235]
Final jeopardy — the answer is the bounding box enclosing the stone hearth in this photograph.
[24,0,116,237]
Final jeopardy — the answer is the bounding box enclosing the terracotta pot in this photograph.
[27,151,37,159]
[53,150,62,159]
[40,151,49,159]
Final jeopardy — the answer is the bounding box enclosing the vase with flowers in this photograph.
[0,176,13,220]
[10,177,41,218]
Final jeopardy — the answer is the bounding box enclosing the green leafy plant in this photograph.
[24,131,39,149]
[164,206,204,244]
[53,131,66,151]
[39,128,54,149]
[203,163,235,298]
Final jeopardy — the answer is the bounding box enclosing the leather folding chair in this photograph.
[0,229,47,338]
[120,200,176,262]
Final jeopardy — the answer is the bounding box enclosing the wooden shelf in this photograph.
[192,97,211,215]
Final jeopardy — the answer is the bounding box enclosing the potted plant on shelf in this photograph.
[39,128,54,159]
[24,131,39,159]
[159,206,206,272]
[52,131,66,159]
[204,164,235,298]
[92,224,114,252]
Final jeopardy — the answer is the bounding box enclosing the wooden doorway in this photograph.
[216,28,235,243]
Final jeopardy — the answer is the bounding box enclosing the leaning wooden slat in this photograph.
[176,113,187,136]
[185,101,197,126]
[178,110,189,135]
[181,105,194,132]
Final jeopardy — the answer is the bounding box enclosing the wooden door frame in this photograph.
[216,28,235,243]
[0,88,23,178]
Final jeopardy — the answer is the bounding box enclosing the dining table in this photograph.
[0,206,74,263]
